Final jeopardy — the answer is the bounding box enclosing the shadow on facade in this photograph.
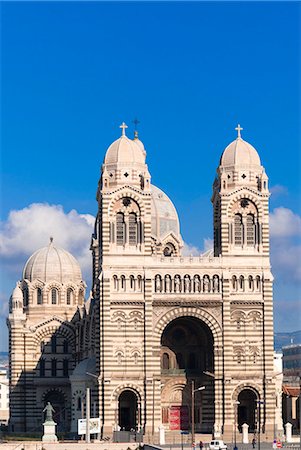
[160,316,214,434]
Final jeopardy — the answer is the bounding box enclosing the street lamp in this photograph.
[191,381,205,449]
[203,370,224,437]
[85,371,98,443]
[233,401,240,450]
[256,400,264,450]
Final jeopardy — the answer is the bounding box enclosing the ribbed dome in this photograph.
[151,185,180,240]
[104,135,145,165]
[220,137,261,167]
[23,240,82,283]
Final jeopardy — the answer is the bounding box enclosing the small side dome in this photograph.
[104,135,145,165]
[23,238,82,283]
[11,283,23,302]
[151,185,181,240]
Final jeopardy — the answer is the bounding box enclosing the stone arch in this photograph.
[227,193,263,219]
[154,307,222,347]
[108,190,146,217]
[111,383,143,403]
[33,321,75,350]
[231,382,262,401]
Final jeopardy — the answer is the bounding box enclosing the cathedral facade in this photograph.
[8,124,278,440]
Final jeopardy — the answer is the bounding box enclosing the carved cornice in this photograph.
[153,300,222,307]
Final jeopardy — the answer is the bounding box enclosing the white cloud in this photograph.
[0,203,95,281]
[270,207,301,238]
[182,238,213,256]
[270,184,288,196]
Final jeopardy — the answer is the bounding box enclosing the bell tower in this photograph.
[212,125,270,257]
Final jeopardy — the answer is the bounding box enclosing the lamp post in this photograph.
[191,381,205,449]
[203,370,224,437]
[233,401,240,450]
[86,371,98,443]
[256,400,264,450]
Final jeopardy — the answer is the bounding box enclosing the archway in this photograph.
[238,389,257,432]
[118,390,138,431]
[160,316,214,433]
[43,390,67,432]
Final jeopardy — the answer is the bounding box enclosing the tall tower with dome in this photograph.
[8,123,278,441]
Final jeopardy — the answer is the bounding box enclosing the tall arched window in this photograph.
[66,288,73,305]
[248,275,254,291]
[23,287,29,307]
[51,359,57,377]
[246,214,256,246]
[129,275,135,290]
[51,288,58,305]
[63,359,69,377]
[113,275,119,291]
[162,353,170,370]
[39,358,45,377]
[37,288,42,305]
[116,213,125,245]
[234,214,243,246]
[120,275,126,291]
[232,275,237,291]
[128,213,138,245]
[137,275,142,291]
[239,275,245,291]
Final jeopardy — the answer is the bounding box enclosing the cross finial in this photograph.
[119,122,128,136]
[49,236,53,244]
[235,124,243,139]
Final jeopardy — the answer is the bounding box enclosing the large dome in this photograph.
[104,135,145,165]
[220,137,261,167]
[151,185,181,240]
[23,239,83,283]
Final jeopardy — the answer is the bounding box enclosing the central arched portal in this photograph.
[161,316,214,433]
[118,390,138,431]
[238,389,257,432]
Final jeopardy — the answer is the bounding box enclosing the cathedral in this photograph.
[8,123,278,440]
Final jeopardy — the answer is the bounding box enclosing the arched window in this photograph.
[256,275,261,291]
[162,353,170,370]
[129,275,135,290]
[37,288,42,305]
[246,214,256,246]
[63,359,69,377]
[63,340,69,353]
[232,275,237,290]
[120,275,126,291]
[137,275,142,291]
[234,214,243,246]
[113,275,119,291]
[163,243,175,257]
[248,275,254,291]
[77,397,82,411]
[51,359,57,377]
[23,287,29,307]
[66,288,73,305]
[39,358,45,377]
[128,213,138,245]
[239,275,245,290]
[51,336,57,353]
[116,213,125,245]
[51,288,58,305]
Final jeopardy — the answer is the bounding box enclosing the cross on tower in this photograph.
[119,122,128,136]
[235,124,243,138]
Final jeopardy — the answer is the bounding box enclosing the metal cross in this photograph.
[119,122,128,136]
[235,124,243,138]
[133,118,140,130]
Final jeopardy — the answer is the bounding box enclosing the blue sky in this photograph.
[1,1,300,351]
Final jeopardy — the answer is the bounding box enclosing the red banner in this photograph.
[169,406,189,430]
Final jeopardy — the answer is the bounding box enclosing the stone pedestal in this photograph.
[159,424,165,445]
[42,420,58,442]
[285,422,292,443]
[242,423,249,444]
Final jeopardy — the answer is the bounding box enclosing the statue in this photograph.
[43,402,55,422]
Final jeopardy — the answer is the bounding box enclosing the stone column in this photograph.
[159,425,165,445]
[242,423,249,443]
[285,422,292,443]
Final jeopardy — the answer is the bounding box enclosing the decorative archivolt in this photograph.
[111,384,143,403]
[108,190,146,217]
[154,273,221,294]
[231,383,261,401]
[161,380,186,403]
[42,387,68,403]
[32,318,75,347]
[227,191,264,218]
[154,307,222,347]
